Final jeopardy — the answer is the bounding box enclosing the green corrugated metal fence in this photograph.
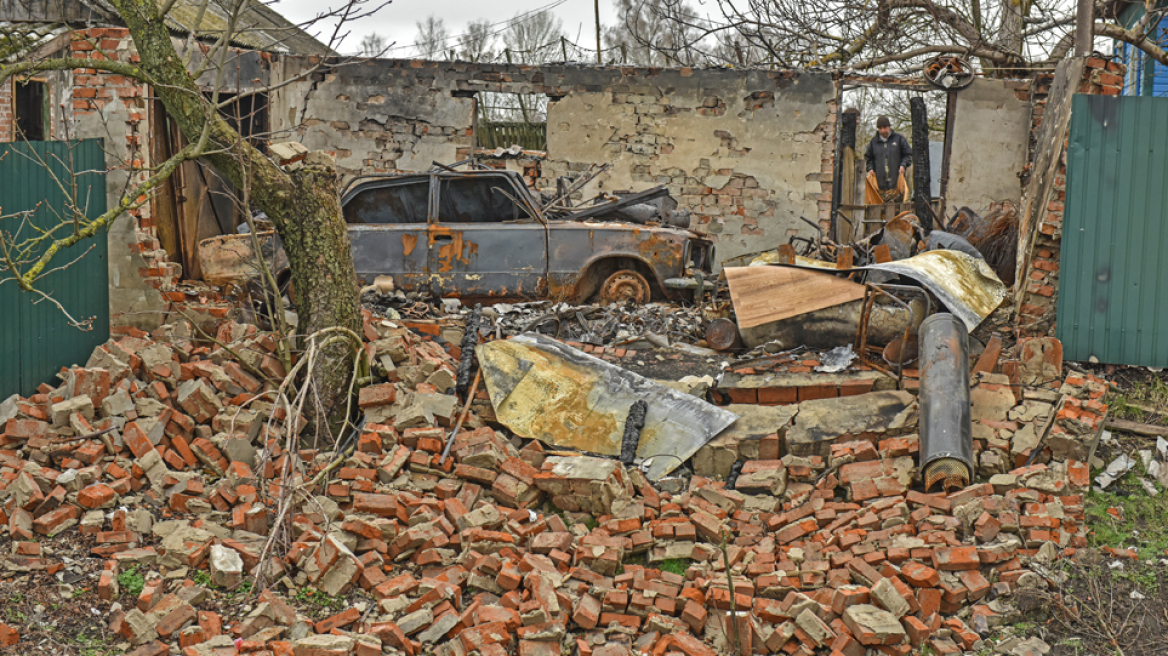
[0,140,109,397]
[1058,95,1168,366]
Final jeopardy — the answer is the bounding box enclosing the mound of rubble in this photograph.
[0,313,1109,656]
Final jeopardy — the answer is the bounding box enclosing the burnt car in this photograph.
[340,170,714,304]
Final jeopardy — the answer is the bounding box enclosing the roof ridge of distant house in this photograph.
[0,0,335,56]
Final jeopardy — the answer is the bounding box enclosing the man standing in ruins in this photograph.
[864,115,912,204]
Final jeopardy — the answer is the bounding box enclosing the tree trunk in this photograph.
[987,0,1029,76]
[110,0,361,442]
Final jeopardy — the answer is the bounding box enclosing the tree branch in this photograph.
[0,57,154,87]
[1096,22,1168,66]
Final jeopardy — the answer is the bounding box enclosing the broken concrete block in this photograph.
[291,634,354,656]
[51,395,94,427]
[210,545,243,588]
[842,604,906,646]
[270,141,308,166]
[785,391,917,459]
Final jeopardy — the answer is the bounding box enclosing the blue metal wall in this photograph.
[0,140,109,397]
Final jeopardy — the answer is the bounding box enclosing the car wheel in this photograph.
[597,269,651,305]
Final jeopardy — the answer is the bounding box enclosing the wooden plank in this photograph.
[1015,58,1084,306]
[725,266,867,329]
[1106,419,1168,437]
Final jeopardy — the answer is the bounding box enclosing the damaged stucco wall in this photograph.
[540,70,836,266]
[270,58,476,175]
[945,79,1032,215]
[269,60,838,268]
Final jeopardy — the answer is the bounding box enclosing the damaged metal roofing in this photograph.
[476,333,739,481]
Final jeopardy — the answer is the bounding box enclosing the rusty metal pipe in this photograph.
[918,313,974,492]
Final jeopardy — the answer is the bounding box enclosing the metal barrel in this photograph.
[918,313,974,491]
[706,318,744,352]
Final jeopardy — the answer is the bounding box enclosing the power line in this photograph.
[384,0,570,54]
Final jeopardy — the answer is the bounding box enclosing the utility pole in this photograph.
[595,0,603,63]
[1074,0,1093,56]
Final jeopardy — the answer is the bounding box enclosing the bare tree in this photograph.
[604,0,707,66]
[613,0,1168,74]
[458,19,497,62]
[360,32,388,57]
[0,0,389,439]
[478,11,567,124]
[503,9,564,63]
[415,15,451,59]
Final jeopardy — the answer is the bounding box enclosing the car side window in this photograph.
[343,181,429,224]
[437,177,530,223]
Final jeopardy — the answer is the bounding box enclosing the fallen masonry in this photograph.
[0,312,1109,656]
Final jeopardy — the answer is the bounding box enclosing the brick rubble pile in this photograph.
[0,313,1109,656]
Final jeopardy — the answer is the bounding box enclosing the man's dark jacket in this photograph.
[864,131,913,191]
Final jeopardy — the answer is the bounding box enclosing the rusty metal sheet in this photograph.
[773,250,1005,332]
[856,251,1005,332]
[746,251,838,270]
[476,334,739,480]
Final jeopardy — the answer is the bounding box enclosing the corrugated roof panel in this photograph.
[0,140,109,397]
[1057,95,1168,366]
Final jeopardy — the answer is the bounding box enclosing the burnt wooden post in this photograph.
[910,96,933,233]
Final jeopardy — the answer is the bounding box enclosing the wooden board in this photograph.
[725,266,867,329]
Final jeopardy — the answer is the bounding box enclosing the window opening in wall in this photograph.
[14,79,48,141]
[212,91,269,151]
[476,91,547,151]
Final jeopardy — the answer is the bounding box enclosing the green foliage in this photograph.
[657,558,691,576]
[229,580,254,597]
[75,632,116,656]
[118,565,145,598]
[192,570,212,587]
[295,587,345,610]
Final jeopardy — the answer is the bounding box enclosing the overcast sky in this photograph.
[274,0,619,56]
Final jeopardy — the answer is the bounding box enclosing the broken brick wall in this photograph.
[269,59,838,268]
[0,78,11,142]
[1017,57,1125,337]
[68,27,171,330]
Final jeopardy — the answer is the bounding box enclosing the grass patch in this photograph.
[1107,379,1168,423]
[1113,567,1160,594]
[1085,481,1168,559]
[657,558,691,576]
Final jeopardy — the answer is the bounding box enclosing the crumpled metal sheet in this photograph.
[758,250,1006,332]
[476,333,739,480]
[855,251,1006,332]
[748,252,838,270]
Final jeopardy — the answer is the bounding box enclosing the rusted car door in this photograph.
[343,176,433,292]
[428,173,548,299]
[545,222,686,297]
